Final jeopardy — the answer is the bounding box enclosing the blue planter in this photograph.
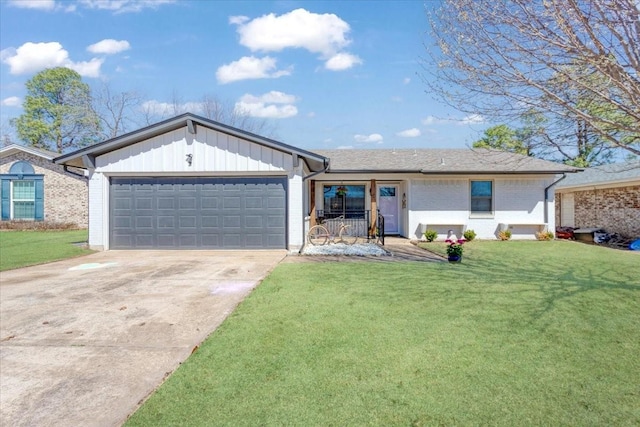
[448,255,462,263]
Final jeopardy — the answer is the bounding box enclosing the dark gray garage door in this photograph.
[110,177,287,249]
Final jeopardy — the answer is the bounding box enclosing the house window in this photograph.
[323,185,365,217]
[1,161,44,221]
[12,180,36,219]
[470,180,493,214]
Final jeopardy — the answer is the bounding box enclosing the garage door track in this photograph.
[0,250,286,427]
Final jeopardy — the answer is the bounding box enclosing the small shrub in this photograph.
[536,231,555,241]
[0,220,80,231]
[423,229,438,242]
[463,229,477,241]
[498,229,512,241]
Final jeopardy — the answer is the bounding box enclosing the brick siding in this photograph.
[556,185,640,238]
[0,152,88,228]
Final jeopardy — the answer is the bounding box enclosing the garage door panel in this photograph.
[245,215,264,228]
[135,216,152,228]
[201,197,218,208]
[157,234,177,247]
[110,177,286,249]
[157,197,175,209]
[201,215,219,228]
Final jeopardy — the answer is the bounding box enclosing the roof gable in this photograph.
[53,113,328,171]
[0,144,59,160]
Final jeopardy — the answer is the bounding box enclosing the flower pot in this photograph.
[448,255,462,263]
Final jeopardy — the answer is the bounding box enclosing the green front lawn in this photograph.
[127,241,639,426]
[0,230,92,271]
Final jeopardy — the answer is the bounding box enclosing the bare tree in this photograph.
[93,83,144,139]
[424,0,640,157]
[139,92,277,137]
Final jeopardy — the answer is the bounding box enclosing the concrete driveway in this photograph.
[0,250,286,427]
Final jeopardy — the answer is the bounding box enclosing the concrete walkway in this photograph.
[0,250,286,427]
[284,237,444,263]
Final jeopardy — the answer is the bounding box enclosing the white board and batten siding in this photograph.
[87,126,304,250]
[408,176,556,240]
[96,128,293,173]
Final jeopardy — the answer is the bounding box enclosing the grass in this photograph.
[0,230,92,271]
[126,240,640,426]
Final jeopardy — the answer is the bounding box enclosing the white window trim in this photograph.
[11,180,36,220]
[469,179,494,218]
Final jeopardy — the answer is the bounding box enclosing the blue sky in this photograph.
[0,0,490,150]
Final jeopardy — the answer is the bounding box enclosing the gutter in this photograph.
[302,159,330,181]
[64,165,88,180]
[300,159,330,254]
[544,173,567,224]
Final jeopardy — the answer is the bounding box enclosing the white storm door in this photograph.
[378,185,399,234]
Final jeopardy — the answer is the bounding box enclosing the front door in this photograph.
[378,185,399,234]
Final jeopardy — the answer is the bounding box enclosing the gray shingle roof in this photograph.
[556,160,640,188]
[313,148,579,174]
[0,144,60,160]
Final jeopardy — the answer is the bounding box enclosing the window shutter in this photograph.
[34,179,44,221]
[1,179,10,220]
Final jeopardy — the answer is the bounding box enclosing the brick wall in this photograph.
[0,152,88,228]
[557,185,640,238]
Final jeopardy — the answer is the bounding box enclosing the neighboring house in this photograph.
[0,144,88,227]
[53,113,578,251]
[555,161,640,238]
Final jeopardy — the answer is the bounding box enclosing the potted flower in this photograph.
[336,185,348,196]
[446,239,465,263]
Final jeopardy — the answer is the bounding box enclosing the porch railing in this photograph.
[315,210,385,244]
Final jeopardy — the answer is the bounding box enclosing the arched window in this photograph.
[1,161,44,221]
[9,161,36,175]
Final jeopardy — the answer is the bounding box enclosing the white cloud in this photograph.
[87,39,131,54]
[141,100,203,116]
[397,128,421,138]
[459,114,485,125]
[421,115,444,125]
[354,133,383,144]
[234,8,350,55]
[8,0,55,10]
[235,91,298,119]
[229,15,249,25]
[1,41,103,77]
[336,145,354,149]
[403,77,411,84]
[231,8,361,71]
[324,52,362,71]
[67,58,104,77]
[2,96,21,107]
[422,114,485,126]
[216,56,291,84]
[78,0,176,13]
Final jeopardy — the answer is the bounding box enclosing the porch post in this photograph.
[370,179,377,236]
[309,179,317,226]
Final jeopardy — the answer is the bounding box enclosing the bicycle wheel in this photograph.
[339,225,358,245]
[308,225,329,245]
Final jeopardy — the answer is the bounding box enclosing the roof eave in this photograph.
[323,169,580,175]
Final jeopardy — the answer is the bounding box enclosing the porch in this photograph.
[314,210,385,244]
